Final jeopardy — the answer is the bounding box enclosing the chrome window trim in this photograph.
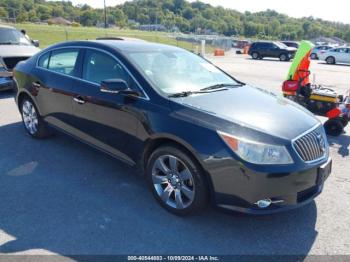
[35,45,150,101]
[291,123,328,164]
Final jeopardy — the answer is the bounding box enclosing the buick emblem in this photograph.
[317,134,326,153]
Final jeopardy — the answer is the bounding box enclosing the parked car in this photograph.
[0,24,40,91]
[281,41,300,49]
[318,47,350,64]
[310,45,333,60]
[248,41,297,61]
[14,40,331,215]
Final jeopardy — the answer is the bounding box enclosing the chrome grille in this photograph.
[293,127,327,162]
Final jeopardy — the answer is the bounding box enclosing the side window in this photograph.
[38,52,50,68]
[83,49,129,85]
[48,49,79,76]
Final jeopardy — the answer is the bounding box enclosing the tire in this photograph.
[310,53,318,60]
[146,145,209,216]
[341,116,349,128]
[20,97,51,138]
[326,56,335,64]
[324,119,344,136]
[251,52,260,60]
[279,53,289,61]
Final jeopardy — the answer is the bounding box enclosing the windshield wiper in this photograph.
[168,88,230,98]
[200,83,244,91]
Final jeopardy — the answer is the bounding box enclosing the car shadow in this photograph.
[318,62,350,67]
[328,134,350,157]
[0,122,318,256]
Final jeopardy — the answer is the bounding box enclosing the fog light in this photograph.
[255,199,272,209]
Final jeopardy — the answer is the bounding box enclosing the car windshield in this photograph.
[126,49,239,95]
[0,28,32,46]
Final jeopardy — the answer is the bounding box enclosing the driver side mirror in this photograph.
[100,79,140,97]
[32,40,40,47]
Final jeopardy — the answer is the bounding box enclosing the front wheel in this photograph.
[21,97,51,138]
[279,53,289,61]
[146,146,209,216]
[324,118,344,136]
[310,53,318,60]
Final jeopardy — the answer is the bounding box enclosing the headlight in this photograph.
[218,131,293,165]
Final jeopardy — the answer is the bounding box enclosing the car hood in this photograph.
[171,85,319,140]
[0,45,40,57]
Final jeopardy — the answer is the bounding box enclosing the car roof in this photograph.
[49,40,183,53]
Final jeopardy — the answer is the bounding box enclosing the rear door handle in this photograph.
[73,96,86,105]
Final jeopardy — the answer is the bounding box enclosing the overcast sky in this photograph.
[65,0,349,24]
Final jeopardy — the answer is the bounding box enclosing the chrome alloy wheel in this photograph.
[152,155,195,209]
[22,100,38,135]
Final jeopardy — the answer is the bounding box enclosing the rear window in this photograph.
[48,49,79,76]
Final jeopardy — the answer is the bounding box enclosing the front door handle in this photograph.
[32,81,42,88]
[73,96,86,105]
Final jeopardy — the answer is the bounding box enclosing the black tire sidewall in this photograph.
[146,145,209,216]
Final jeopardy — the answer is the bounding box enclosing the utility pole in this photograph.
[104,0,107,28]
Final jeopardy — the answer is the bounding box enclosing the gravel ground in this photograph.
[0,53,349,258]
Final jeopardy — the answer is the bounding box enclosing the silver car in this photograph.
[0,24,40,91]
[318,47,350,65]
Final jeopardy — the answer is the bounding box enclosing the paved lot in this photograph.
[0,54,349,257]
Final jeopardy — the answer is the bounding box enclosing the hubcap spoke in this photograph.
[168,156,178,172]
[152,174,168,184]
[181,185,194,201]
[161,184,173,203]
[175,189,184,209]
[154,158,170,174]
[179,168,191,181]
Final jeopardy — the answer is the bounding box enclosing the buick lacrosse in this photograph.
[14,40,332,215]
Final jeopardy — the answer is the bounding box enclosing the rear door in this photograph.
[34,48,82,131]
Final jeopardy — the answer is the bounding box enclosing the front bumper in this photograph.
[211,157,332,215]
[0,71,14,91]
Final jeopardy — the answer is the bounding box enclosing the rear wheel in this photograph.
[251,52,260,60]
[20,97,51,138]
[146,145,209,216]
[326,56,336,64]
[324,118,344,136]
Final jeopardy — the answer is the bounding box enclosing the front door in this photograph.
[70,48,143,165]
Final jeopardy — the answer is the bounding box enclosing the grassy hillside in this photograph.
[13,23,199,51]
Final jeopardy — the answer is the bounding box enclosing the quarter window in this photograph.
[38,52,50,68]
[82,49,129,84]
[48,49,79,76]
